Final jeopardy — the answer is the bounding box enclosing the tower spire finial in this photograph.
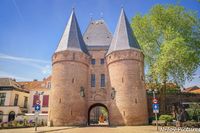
[89,13,93,21]
[72,6,75,12]
[121,4,124,9]
[100,12,103,19]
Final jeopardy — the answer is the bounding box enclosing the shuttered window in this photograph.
[42,95,49,107]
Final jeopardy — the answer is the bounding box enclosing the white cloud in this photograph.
[0,53,51,80]
[0,53,50,64]
[41,65,51,75]
[12,0,24,23]
[0,71,32,81]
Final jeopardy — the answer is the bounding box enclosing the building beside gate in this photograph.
[0,78,29,123]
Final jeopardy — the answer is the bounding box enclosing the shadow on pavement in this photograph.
[86,125,117,128]
[37,127,77,133]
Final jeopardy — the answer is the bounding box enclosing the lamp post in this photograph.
[148,89,158,131]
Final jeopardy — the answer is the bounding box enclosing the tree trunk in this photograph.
[160,78,167,114]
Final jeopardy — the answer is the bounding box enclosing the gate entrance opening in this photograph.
[88,103,109,126]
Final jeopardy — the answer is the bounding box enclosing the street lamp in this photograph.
[111,88,116,100]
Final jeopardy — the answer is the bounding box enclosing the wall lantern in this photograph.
[80,87,85,97]
[111,87,116,100]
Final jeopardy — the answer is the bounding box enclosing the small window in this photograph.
[100,74,105,87]
[0,93,6,106]
[91,74,96,87]
[91,59,96,65]
[100,58,104,64]
[73,53,75,60]
[24,97,28,108]
[135,98,137,104]
[14,94,19,106]
[0,111,3,122]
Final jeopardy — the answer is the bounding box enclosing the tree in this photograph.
[131,4,200,113]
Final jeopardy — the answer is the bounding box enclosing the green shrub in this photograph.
[186,108,200,121]
[148,116,155,124]
[159,115,173,122]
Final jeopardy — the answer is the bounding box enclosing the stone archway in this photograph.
[88,103,109,126]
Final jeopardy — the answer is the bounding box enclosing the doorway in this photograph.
[88,103,109,126]
[8,111,15,122]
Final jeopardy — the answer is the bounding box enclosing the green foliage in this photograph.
[148,116,155,124]
[186,109,195,120]
[186,103,200,121]
[166,88,179,94]
[131,4,200,86]
[159,115,173,122]
[100,107,108,117]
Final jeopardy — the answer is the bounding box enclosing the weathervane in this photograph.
[100,12,103,19]
[89,13,93,21]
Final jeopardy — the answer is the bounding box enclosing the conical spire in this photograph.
[55,9,88,54]
[107,8,140,55]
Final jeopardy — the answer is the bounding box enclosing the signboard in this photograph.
[36,99,41,104]
[153,103,159,113]
[152,98,158,104]
[35,104,41,112]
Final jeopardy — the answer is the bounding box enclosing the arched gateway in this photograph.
[48,8,148,126]
[88,103,109,126]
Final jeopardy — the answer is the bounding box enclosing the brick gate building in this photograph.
[48,8,148,126]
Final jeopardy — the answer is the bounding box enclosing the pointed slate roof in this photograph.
[55,9,88,54]
[107,8,140,55]
[83,20,112,47]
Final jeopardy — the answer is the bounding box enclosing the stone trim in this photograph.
[52,59,89,67]
[106,49,144,66]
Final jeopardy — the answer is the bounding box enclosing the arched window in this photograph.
[0,111,3,122]
[8,111,15,122]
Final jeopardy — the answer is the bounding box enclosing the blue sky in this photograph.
[0,0,199,88]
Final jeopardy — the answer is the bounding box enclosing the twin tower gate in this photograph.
[48,9,148,126]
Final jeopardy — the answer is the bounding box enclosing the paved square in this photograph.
[0,126,199,133]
